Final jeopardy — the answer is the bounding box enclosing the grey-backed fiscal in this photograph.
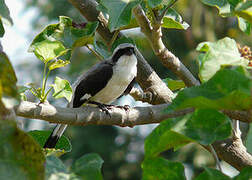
[44,43,138,148]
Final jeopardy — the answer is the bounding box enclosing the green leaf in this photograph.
[17,86,30,101]
[29,16,98,61]
[162,8,190,30]
[111,36,135,52]
[0,120,45,180]
[234,167,252,180]
[119,17,139,30]
[28,130,72,153]
[235,1,252,23]
[33,40,69,63]
[48,59,70,70]
[142,157,186,180]
[179,109,231,145]
[145,109,231,158]
[0,0,13,26]
[100,0,140,31]
[147,0,163,8]
[52,76,72,102]
[0,18,4,37]
[145,117,192,158]
[195,167,231,180]
[72,153,104,180]
[147,0,175,9]
[238,17,251,35]
[166,66,252,111]
[94,40,111,59]
[0,51,19,108]
[245,124,252,154]
[163,78,185,91]
[45,155,70,180]
[197,37,248,82]
[199,0,232,16]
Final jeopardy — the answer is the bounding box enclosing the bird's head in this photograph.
[112,43,136,63]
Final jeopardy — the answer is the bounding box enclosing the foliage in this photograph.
[0,50,19,108]
[1,0,252,179]
[45,153,103,180]
[0,120,45,180]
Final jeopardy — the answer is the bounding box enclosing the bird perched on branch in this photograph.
[44,43,138,148]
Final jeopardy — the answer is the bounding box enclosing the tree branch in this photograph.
[133,5,200,87]
[213,138,252,171]
[15,101,192,127]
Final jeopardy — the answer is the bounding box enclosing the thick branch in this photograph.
[15,101,192,127]
[133,5,200,87]
[213,138,252,171]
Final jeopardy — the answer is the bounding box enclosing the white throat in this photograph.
[90,54,137,104]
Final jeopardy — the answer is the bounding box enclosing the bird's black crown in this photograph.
[112,47,135,62]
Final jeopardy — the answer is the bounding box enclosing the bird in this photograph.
[43,43,138,148]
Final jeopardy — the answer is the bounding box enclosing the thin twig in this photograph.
[209,144,222,172]
[86,44,104,61]
[158,0,179,22]
[108,30,120,51]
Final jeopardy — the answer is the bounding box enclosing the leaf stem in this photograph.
[44,87,53,101]
[41,62,47,102]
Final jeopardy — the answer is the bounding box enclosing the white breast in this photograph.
[90,54,137,104]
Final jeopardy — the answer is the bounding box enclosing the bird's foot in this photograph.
[116,105,130,112]
[88,101,113,117]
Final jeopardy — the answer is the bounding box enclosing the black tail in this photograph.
[43,124,68,148]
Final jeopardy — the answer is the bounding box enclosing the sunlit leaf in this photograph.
[142,157,186,180]
[52,76,72,102]
[0,120,45,180]
[238,17,251,35]
[48,59,70,70]
[235,1,252,23]
[72,153,104,180]
[33,40,69,63]
[162,8,189,30]
[100,0,140,31]
[197,37,248,82]
[165,66,252,112]
[29,16,98,61]
[163,78,185,91]
[28,130,72,153]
